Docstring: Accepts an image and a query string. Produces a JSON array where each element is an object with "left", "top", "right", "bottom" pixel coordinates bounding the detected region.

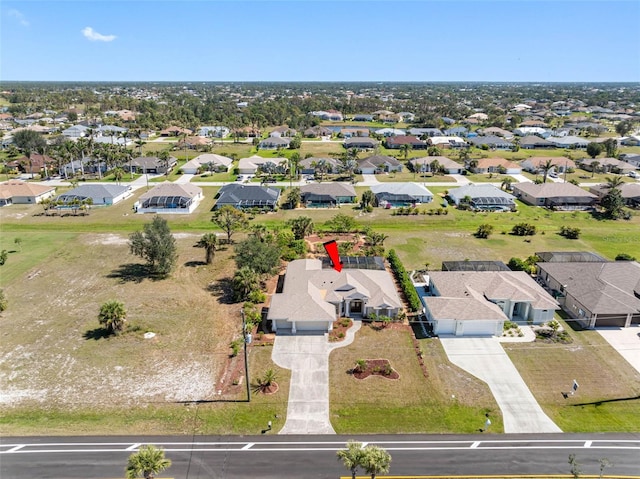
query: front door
[{"left": 350, "top": 300, "right": 363, "bottom": 314}]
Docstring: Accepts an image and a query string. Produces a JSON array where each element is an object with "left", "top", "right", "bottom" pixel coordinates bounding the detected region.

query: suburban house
[
  {"left": 268, "top": 258, "right": 402, "bottom": 334},
  {"left": 128, "top": 156, "right": 178, "bottom": 175},
  {"left": 370, "top": 183, "right": 433, "bottom": 207},
  {"left": 477, "top": 127, "right": 514, "bottom": 139},
  {"left": 410, "top": 156, "right": 464, "bottom": 174},
  {"left": 443, "top": 127, "right": 468, "bottom": 137},
  {"left": 160, "top": 126, "right": 191, "bottom": 137},
  {"left": 589, "top": 182, "right": 640, "bottom": 207},
  {"left": 258, "top": 137, "right": 291, "bottom": 149},
  {"left": 578, "top": 157, "right": 635, "bottom": 174},
  {"left": 8, "top": 153, "right": 56, "bottom": 177},
  {"left": 238, "top": 155, "right": 287, "bottom": 175},
  {"left": 300, "top": 183, "right": 356, "bottom": 207},
  {"left": 198, "top": 126, "right": 230, "bottom": 138},
  {"left": 61, "top": 124, "right": 89, "bottom": 138},
  {"left": 467, "top": 135, "right": 513, "bottom": 150},
  {"left": 520, "top": 157, "right": 576, "bottom": 174},
  {"left": 177, "top": 136, "right": 210, "bottom": 149},
  {"left": 344, "top": 137, "right": 379, "bottom": 149},
  {"left": 447, "top": 184, "right": 516, "bottom": 211},
  {"left": 620, "top": 154, "right": 640, "bottom": 168},
  {"left": 375, "top": 128, "right": 406, "bottom": 137},
  {"left": 512, "top": 182, "right": 597, "bottom": 210},
  {"left": 269, "top": 127, "right": 297, "bottom": 138},
  {"left": 536, "top": 260, "right": 640, "bottom": 328},
  {"left": 384, "top": 135, "right": 427, "bottom": 149},
  {"left": 620, "top": 135, "right": 640, "bottom": 146},
  {"left": 340, "top": 128, "right": 369, "bottom": 138},
  {"left": 408, "top": 128, "right": 443, "bottom": 137},
  {"left": 299, "top": 157, "right": 340, "bottom": 175},
  {"left": 519, "top": 135, "right": 555, "bottom": 149},
  {"left": 310, "top": 110, "right": 343, "bottom": 121},
  {"left": 469, "top": 157, "right": 521, "bottom": 174},
  {"left": 180, "top": 154, "right": 233, "bottom": 174},
  {"left": 513, "top": 127, "right": 549, "bottom": 137},
  {"left": 0, "top": 180, "right": 56, "bottom": 206},
  {"left": 357, "top": 155, "right": 403, "bottom": 174},
  {"left": 419, "top": 271, "right": 558, "bottom": 336},
  {"left": 351, "top": 114, "right": 374, "bottom": 122},
  {"left": 214, "top": 183, "right": 281, "bottom": 210},
  {"left": 303, "top": 126, "right": 333, "bottom": 138},
  {"left": 55, "top": 184, "right": 132, "bottom": 206},
  {"left": 428, "top": 136, "right": 467, "bottom": 148},
  {"left": 134, "top": 183, "right": 203, "bottom": 214}
]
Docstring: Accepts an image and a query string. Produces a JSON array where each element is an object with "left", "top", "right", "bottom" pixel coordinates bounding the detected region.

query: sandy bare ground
[{"left": 0, "top": 233, "right": 241, "bottom": 409}]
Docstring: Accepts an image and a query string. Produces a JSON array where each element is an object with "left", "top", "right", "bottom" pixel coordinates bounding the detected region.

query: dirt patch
[{"left": 352, "top": 359, "right": 399, "bottom": 380}]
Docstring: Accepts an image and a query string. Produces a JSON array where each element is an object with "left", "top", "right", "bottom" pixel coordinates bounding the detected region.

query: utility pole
[{"left": 241, "top": 308, "right": 251, "bottom": 402}]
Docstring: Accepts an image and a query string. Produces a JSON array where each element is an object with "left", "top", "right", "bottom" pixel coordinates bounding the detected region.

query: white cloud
[
  {"left": 8, "top": 9, "right": 29, "bottom": 27},
  {"left": 81, "top": 26, "right": 116, "bottom": 42}
]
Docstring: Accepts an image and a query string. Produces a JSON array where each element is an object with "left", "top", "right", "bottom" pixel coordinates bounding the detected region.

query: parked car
[
  {"left": 628, "top": 171, "right": 639, "bottom": 178},
  {"left": 236, "top": 175, "right": 244, "bottom": 181}
]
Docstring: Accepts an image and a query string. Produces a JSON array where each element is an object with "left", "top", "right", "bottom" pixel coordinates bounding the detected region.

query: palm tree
[
  {"left": 125, "top": 445, "right": 172, "bottom": 479},
  {"left": 361, "top": 445, "right": 392, "bottom": 479},
  {"left": 605, "top": 175, "right": 625, "bottom": 190},
  {"left": 232, "top": 267, "right": 259, "bottom": 302},
  {"left": 315, "top": 158, "right": 328, "bottom": 182},
  {"left": 287, "top": 152, "right": 301, "bottom": 187},
  {"left": 590, "top": 160, "right": 600, "bottom": 178},
  {"left": 366, "top": 231, "right": 388, "bottom": 246},
  {"left": 196, "top": 233, "right": 218, "bottom": 264},
  {"left": 98, "top": 300, "right": 127, "bottom": 335},
  {"left": 288, "top": 215, "right": 314, "bottom": 240},
  {"left": 337, "top": 441, "right": 365, "bottom": 479},
  {"left": 501, "top": 177, "right": 513, "bottom": 191},
  {"left": 157, "top": 149, "right": 171, "bottom": 176},
  {"left": 540, "top": 158, "right": 554, "bottom": 183},
  {"left": 400, "top": 143, "right": 412, "bottom": 161}
]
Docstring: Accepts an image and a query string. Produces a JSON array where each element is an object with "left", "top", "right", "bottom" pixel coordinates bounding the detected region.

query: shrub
[
  {"left": 475, "top": 224, "right": 494, "bottom": 239},
  {"left": 387, "top": 249, "right": 422, "bottom": 312},
  {"left": 248, "top": 290, "right": 266, "bottom": 304},
  {"left": 615, "top": 253, "right": 636, "bottom": 261},
  {"left": 229, "top": 338, "right": 243, "bottom": 357},
  {"left": 559, "top": 225, "right": 581, "bottom": 239},
  {"left": 511, "top": 223, "right": 537, "bottom": 236}
]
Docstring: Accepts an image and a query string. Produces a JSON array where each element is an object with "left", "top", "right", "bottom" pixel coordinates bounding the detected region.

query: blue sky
[{"left": 1, "top": 1, "right": 639, "bottom": 82}]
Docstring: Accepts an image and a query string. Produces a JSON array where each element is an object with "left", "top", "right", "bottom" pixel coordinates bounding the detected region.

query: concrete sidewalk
[
  {"left": 272, "top": 321, "right": 361, "bottom": 434},
  {"left": 440, "top": 337, "right": 562, "bottom": 433}
]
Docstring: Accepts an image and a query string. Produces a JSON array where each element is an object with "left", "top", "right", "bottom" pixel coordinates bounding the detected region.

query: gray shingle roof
[{"left": 215, "top": 184, "right": 280, "bottom": 208}]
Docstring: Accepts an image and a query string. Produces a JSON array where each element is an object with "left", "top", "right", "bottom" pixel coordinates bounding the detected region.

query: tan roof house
[
  {"left": 512, "top": 182, "right": 597, "bottom": 210},
  {"left": 0, "top": 180, "right": 56, "bottom": 206},
  {"left": 422, "top": 271, "right": 558, "bottom": 336},
  {"left": 520, "top": 157, "right": 576, "bottom": 173},
  {"left": 268, "top": 259, "right": 402, "bottom": 333},
  {"left": 470, "top": 158, "right": 521, "bottom": 174}
]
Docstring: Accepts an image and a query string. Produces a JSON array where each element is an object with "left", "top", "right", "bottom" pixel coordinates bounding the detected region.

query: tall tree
[
  {"left": 196, "top": 233, "right": 218, "bottom": 264},
  {"left": 288, "top": 215, "right": 314, "bottom": 240},
  {"left": 98, "top": 300, "right": 127, "bottom": 335},
  {"left": 232, "top": 267, "right": 260, "bottom": 302},
  {"left": 540, "top": 158, "right": 554, "bottom": 183},
  {"left": 211, "top": 205, "right": 249, "bottom": 243},
  {"left": 13, "top": 129, "right": 47, "bottom": 178},
  {"left": 126, "top": 445, "right": 172, "bottom": 479},
  {"left": 129, "top": 216, "right": 177, "bottom": 276},
  {"left": 601, "top": 176, "right": 626, "bottom": 219},
  {"left": 360, "top": 189, "right": 376, "bottom": 209},
  {"left": 234, "top": 236, "right": 282, "bottom": 275},
  {"left": 337, "top": 441, "right": 365, "bottom": 479},
  {"left": 603, "top": 138, "right": 618, "bottom": 158},
  {"left": 586, "top": 142, "right": 603, "bottom": 159}
]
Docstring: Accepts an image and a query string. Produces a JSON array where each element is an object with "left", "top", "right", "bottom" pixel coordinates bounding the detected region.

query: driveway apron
[
  {"left": 440, "top": 337, "right": 562, "bottom": 433},
  {"left": 272, "top": 322, "right": 361, "bottom": 434}
]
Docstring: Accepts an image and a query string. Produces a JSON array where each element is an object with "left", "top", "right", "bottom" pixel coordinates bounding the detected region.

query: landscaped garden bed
[{"left": 351, "top": 359, "right": 399, "bottom": 380}]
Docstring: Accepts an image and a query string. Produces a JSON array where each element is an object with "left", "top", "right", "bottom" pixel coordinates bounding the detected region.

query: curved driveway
[{"left": 272, "top": 322, "right": 361, "bottom": 434}]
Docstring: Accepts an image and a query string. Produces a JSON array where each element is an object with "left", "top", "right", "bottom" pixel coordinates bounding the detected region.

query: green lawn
[{"left": 374, "top": 171, "right": 457, "bottom": 183}]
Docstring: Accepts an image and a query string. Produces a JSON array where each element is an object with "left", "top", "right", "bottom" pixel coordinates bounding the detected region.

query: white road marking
[
  {"left": 585, "top": 440, "right": 592, "bottom": 448},
  {"left": 241, "top": 443, "right": 254, "bottom": 450},
  {"left": 126, "top": 443, "right": 141, "bottom": 451},
  {"left": 470, "top": 441, "right": 480, "bottom": 448},
  {"left": 7, "top": 445, "right": 25, "bottom": 453}
]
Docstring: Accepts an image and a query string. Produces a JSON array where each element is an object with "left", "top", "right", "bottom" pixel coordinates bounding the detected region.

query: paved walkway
[
  {"left": 439, "top": 337, "right": 562, "bottom": 433},
  {"left": 271, "top": 321, "right": 361, "bottom": 434},
  {"left": 597, "top": 326, "right": 640, "bottom": 375}
]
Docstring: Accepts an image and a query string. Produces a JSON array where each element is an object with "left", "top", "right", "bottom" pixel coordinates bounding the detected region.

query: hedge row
[{"left": 387, "top": 249, "right": 423, "bottom": 312}]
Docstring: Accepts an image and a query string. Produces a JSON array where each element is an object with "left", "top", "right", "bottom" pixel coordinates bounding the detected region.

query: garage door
[
  {"left": 435, "top": 319, "right": 455, "bottom": 335},
  {"left": 296, "top": 321, "right": 330, "bottom": 332},
  {"left": 462, "top": 320, "right": 498, "bottom": 336},
  {"left": 595, "top": 314, "right": 627, "bottom": 327},
  {"left": 632, "top": 314, "right": 640, "bottom": 325},
  {"left": 274, "top": 320, "right": 292, "bottom": 333}
]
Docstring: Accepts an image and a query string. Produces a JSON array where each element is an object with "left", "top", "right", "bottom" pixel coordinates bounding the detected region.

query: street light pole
[{"left": 241, "top": 308, "right": 251, "bottom": 402}]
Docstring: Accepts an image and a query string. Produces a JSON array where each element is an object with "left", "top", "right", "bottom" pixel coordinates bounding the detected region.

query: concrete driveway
[
  {"left": 597, "top": 326, "right": 640, "bottom": 375},
  {"left": 440, "top": 337, "right": 562, "bottom": 434},
  {"left": 272, "top": 322, "right": 361, "bottom": 434}
]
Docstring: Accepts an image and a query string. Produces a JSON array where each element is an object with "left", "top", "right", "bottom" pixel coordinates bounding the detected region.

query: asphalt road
[{"left": 2, "top": 434, "right": 640, "bottom": 478}]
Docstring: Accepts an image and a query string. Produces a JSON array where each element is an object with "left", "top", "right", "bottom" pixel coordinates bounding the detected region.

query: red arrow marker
[{"left": 323, "top": 240, "right": 343, "bottom": 272}]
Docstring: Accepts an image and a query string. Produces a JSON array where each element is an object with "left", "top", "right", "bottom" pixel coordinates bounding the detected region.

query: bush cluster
[
  {"left": 511, "top": 223, "right": 537, "bottom": 236},
  {"left": 559, "top": 225, "right": 581, "bottom": 239},
  {"left": 387, "top": 249, "right": 422, "bottom": 312}
]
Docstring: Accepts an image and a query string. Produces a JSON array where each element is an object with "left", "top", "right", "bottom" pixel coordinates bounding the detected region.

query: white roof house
[
  {"left": 238, "top": 155, "right": 287, "bottom": 175},
  {"left": 181, "top": 154, "right": 233, "bottom": 174},
  {"left": 268, "top": 259, "right": 402, "bottom": 334},
  {"left": 428, "top": 136, "right": 467, "bottom": 148}
]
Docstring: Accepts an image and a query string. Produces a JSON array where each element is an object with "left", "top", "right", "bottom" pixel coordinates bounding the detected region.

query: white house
[
  {"left": 199, "top": 126, "right": 230, "bottom": 138},
  {"left": 238, "top": 155, "right": 287, "bottom": 175},
  {"left": 370, "top": 183, "right": 433, "bottom": 207},
  {"left": 181, "top": 154, "right": 233, "bottom": 174}
]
